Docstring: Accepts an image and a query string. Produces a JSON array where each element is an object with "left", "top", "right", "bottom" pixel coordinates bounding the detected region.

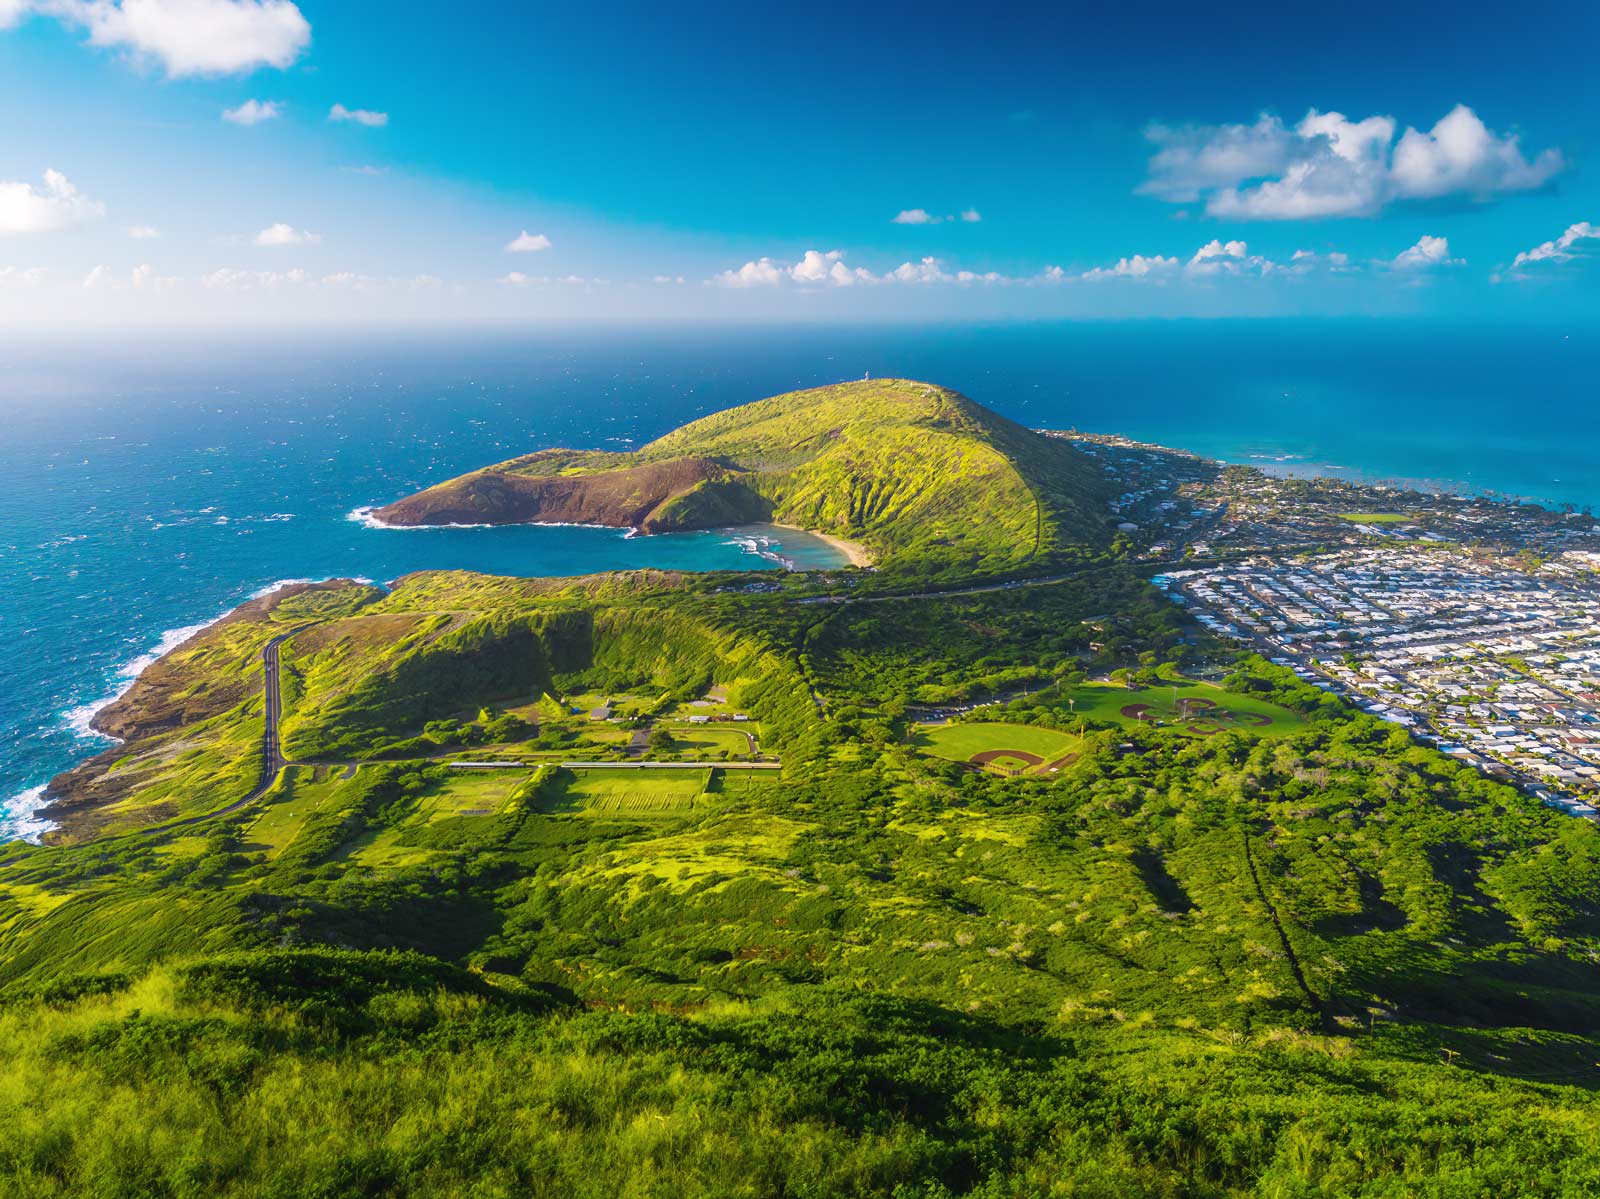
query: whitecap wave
[
  {"left": 249, "top": 578, "right": 315, "bottom": 599},
  {"left": 0, "top": 785, "right": 56, "bottom": 843},
  {"left": 348, "top": 505, "right": 633, "bottom": 535},
  {"left": 58, "top": 615, "right": 222, "bottom": 745}
]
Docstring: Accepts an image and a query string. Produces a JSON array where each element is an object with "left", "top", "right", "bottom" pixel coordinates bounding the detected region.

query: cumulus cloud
[
  {"left": 652, "top": 274, "right": 686, "bottom": 285},
  {"left": 710, "top": 249, "right": 913, "bottom": 288},
  {"left": 128, "top": 224, "right": 159, "bottom": 238},
  {"left": 1079, "top": 253, "right": 1180, "bottom": 281},
  {"left": 499, "top": 272, "right": 592, "bottom": 287},
  {"left": 1497, "top": 220, "right": 1600, "bottom": 281},
  {"left": 253, "top": 222, "right": 318, "bottom": 246},
  {"left": 1284, "top": 248, "right": 1353, "bottom": 274},
  {"left": 504, "top": 230, "right": 551, "bottom": 253},
  {"left": 21, "top": 0, "right": 311, "bottom": 77},
  {"left": 1390, "top": 234, "right": 1461, "bottom": 271},
  {"left": 0, "top": 265, "right": 47, "bottom": 286},
  {"left": 329, "top": 103, "right": 388, "bottom": 127},
  {"left": 1185, "top": 238, "right": 1274, "bottom": 277},
  {"left": 891, "top": 207, "right": 984, "bottom": 225},
  {"left": 709, "top": 250, "right": 1050, "bottom": 289},
  {"left": 0, "top": 169, "right": 105, "bottom": 235},
  {"left": 1142, "top": 104, "right": 1562, "bottom": 220},
  {"left": 201, "top": 266, "right": 307, "bottom": 289},
  {"left": 85, "top": 261, "right": 176, "bottom": 291},
  {"left": 222, "top": 97, "right": 281, "bottom": 125}
]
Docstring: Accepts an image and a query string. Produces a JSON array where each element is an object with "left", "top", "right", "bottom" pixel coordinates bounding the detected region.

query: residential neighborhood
[{"left": 1157, "top": 549, "right": 1600, "bottom": 819}]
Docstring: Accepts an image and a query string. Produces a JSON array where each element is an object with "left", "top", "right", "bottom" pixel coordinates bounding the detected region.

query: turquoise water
[{"left": 3, "top": 321, "right": 1597, "bottom": 837}]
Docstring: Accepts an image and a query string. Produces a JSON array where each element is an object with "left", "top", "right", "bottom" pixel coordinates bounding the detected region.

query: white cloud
[
  {"left": 0, "top": 0, "right": 30, "bottom": 26},
  {"left": 499, "top": 271, "right": 531, "bottom": 287},
  {"left": 86, "top": 261, "right": 176, "bottom": 290},
  {"left": 891, "top": 207, "right": 983, "bottom": 225},
  {"left": 222, "top": 98, "right": 282, "bottom": 125},
  {"left": 652, "top": 274, "right": 686, "bottom": 285},
  {"left": 1080, "top": 253, "right": 1180, "bottom": 281},
  {"left": 329, "top": 103, "right": 388, "bottom": 128},
  {"left": 1390, "top": 106, "right": 1562, "bottom": 200},
  {"left": 709, "top": 249, "right": 1037, "bottom": 289},
  {"left": 712, "top": 257, "right": 787, "bottom": 287},
  {"left": 409, "top": 274, "right": 442, "bottom": 289},
  {"left": 1391, "top": 234, "right": 1461, "bottom": 271},
  {"left": 711, "top": 249, "right": 887, "bottom": 288},
  {"left": 35, "top": 0, "right": 311, "bottom": 77},
  {"left": 888, "top": 256, "right": 953, "bottom": 284},
  {"left": 1499, "top": 220, "right": 1599, "bottom": 281},
  {"left": 0, "top": 265, "right": 47, "bottom": 286},
  {"left": 1284, "top": 248, "right": 1353, "bottom": 275},
  {"left": 130, "top": 262, "right": 176, "bottom": 290},
  {"left": 254, "top": 222, "right": 318, "bottom": 246},
  {"left": 0, "top": 169, "right": 105, "bottom": 235},
  {"left": 201, "top": 266, "right": 308, "bottom": 288},
  {"left": 1185, "top": 238, "right": 1273, "bottom": 277},
  {"left": 128, "top": 224, "right": 159, "bottom": 238},
  {"left": 1142, "top": 104, "right": 1562, "bottom": 220},
  {"left": 504, "top": 230, "right": 551, "bottom": 253}
]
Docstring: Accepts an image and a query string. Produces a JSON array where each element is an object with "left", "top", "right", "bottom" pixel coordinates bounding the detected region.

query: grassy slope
[
  {"left": 388, "top": 380, "right": 1110, "bottom": 573},
  {"left": 18, "top": 382, "right": 1600, "bottom": 1191}
]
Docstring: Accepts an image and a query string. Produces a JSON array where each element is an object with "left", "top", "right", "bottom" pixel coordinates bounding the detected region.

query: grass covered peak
[{"left": 376, "top": 379, "right": 1110, "bottom": 574}]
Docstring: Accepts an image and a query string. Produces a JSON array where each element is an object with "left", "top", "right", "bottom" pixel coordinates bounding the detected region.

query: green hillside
[
  {"left": 12, "top": 561, "right": 1600, "bottom": 1193},
  {"left": 15, "top": 378, "right": 1600, "bottom": 1194},
  {"left": 376, "top": 380, "right": 1110, "bottom": 574}
]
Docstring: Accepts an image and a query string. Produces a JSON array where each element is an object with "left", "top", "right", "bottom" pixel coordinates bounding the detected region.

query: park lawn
[
  {"left": 548, "top": 767, "right": 712, "bottom": 818},
  {"left": 243, "top": 767, "right": 352, "bottom": 857},
  {"left": 420, "top": 770, "right": 530, "bottom": 819},
  {"left": 917, "top": 722, "right": 1084, "bottom": 775},
  {"left": 1337, "top": 512, "right": 1412, "bottom": 524},
  {"left": 1062, "top": 680, "right": 1306, "bottom": 738},
  {"left": 662, "top": 724, "right": 754, "bottom": 756}
]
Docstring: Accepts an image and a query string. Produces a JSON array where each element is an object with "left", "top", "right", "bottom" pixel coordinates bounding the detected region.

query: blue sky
[{"left": 1, "top": 0, "right": 1597, "bottom": 322}]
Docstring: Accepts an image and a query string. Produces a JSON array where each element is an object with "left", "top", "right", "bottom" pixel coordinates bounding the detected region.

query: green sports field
[
  {"left": 1061, "top": 681, "right": 1305, "bottom": 738},
  {"left": 916, "top": 722, "right": 1084, "bottom": 775}
]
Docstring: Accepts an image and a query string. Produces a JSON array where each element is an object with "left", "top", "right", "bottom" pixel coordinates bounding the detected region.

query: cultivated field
[{"left": 546, "top": 767, "right": 712, "bottom": 817}]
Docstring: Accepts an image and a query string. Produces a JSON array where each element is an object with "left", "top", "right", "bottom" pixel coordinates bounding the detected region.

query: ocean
[{"left": 3, "top": 320, "right": 1597, "bottom": 838}]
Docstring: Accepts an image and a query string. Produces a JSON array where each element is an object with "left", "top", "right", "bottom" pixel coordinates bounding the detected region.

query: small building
[{"left": 590, "top": 705, "right": 614, "bottom": 721}]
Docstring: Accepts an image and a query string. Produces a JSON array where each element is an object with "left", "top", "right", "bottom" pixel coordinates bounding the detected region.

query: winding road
[{"left": 166, "top": 624, "right": 310, "bottom": 830}]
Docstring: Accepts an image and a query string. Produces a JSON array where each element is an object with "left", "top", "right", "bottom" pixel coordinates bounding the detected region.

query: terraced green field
[
  {"left": 1062, "top": 680, "right": 1305, "bottom": 738},
  {"left": 916, "top": 722, "right": 1084, "bottom": 774},
  {"left": 548, "top": 767, "right": 712, "bottom": 816}
]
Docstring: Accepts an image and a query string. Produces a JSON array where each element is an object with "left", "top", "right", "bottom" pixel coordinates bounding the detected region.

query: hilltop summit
[{"left": 375, "top": 379, "right": 1109, "bottom": 571}]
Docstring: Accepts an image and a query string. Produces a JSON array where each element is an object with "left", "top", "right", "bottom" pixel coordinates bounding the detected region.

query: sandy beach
[{"left": 776, "top": 523, "right": 874, "bottom": 568}]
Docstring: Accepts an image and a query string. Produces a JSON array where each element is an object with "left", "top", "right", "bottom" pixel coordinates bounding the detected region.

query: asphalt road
[{"left": 165, "top": 624, "right": 310, "bottom": 830}]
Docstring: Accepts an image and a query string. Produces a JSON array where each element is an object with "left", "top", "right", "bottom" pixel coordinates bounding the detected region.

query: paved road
[{"left": 164, "top": 624, "right": 311, "bottom": 830}]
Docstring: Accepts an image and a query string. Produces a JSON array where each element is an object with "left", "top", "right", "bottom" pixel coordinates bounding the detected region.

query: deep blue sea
[{"left": 3, "top": 320, "right": 1597, "bottom": 838}]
